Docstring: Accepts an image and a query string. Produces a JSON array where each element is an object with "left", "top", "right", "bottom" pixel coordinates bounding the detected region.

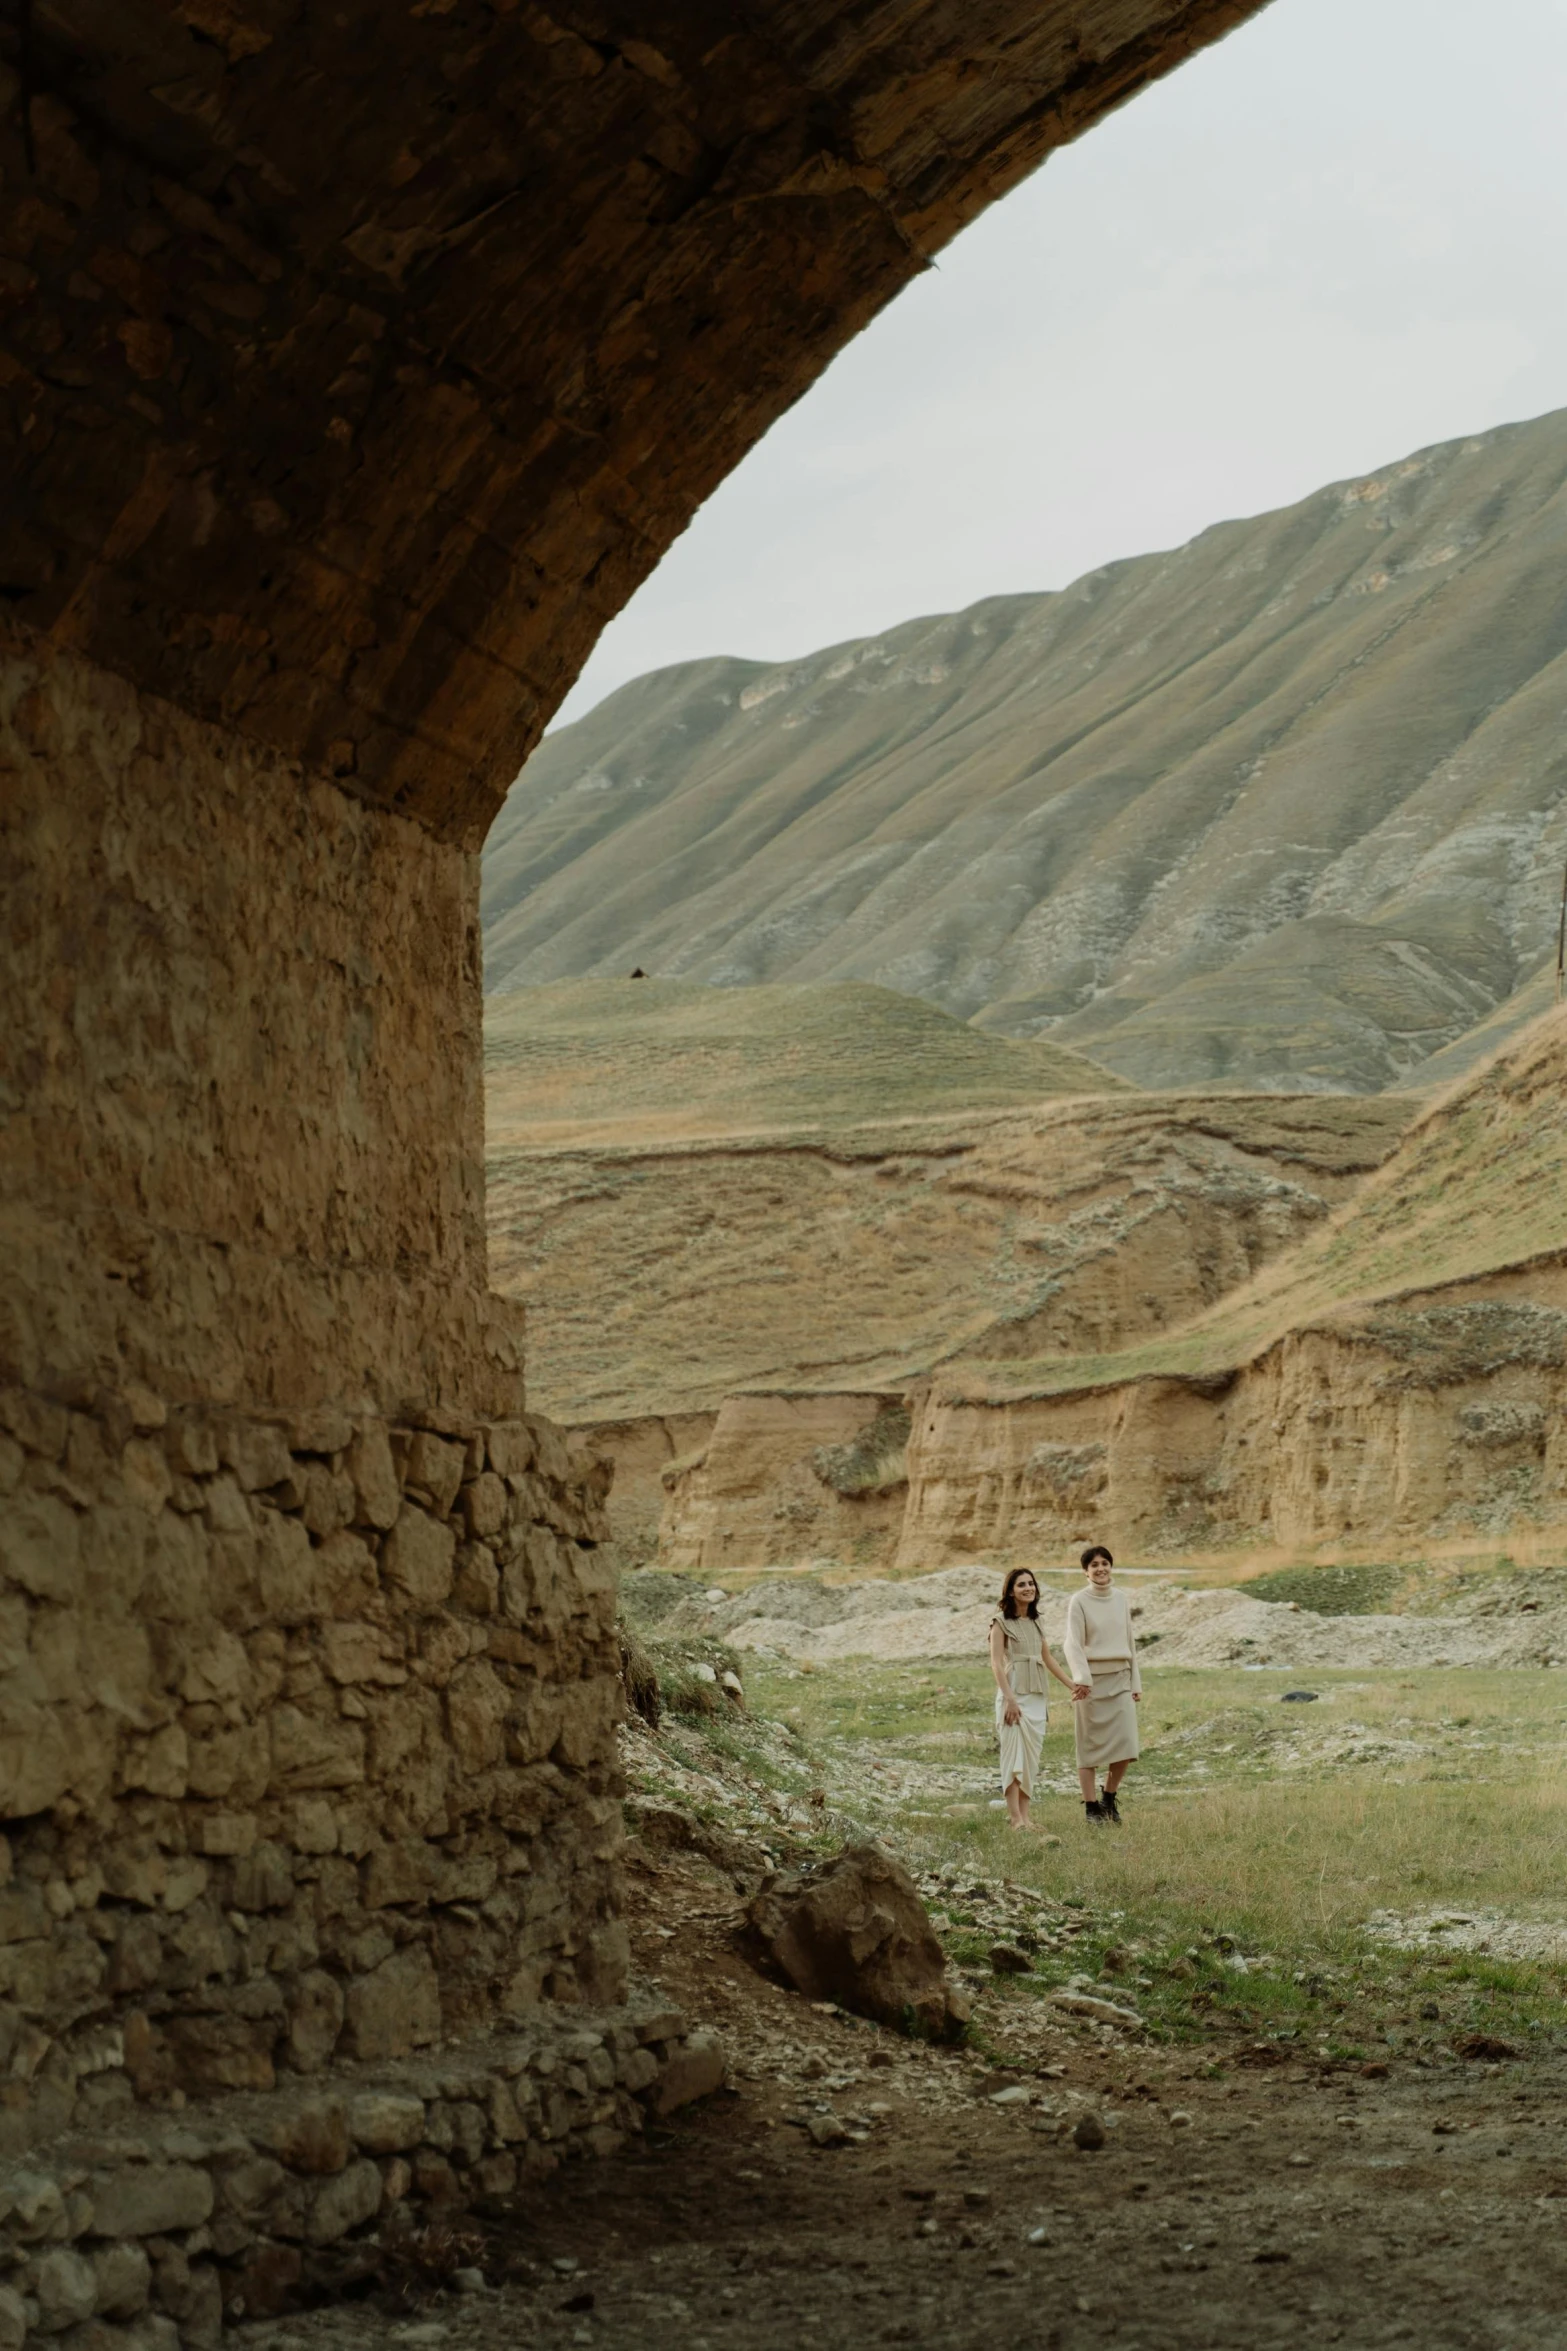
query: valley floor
[{"left": 235, "top": 1631, "right": 1567, "bottom": 2351}]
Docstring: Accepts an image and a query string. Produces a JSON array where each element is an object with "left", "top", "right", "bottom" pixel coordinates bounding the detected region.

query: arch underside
[{"left": 7, "top": 0, "right": 1266, "bottom": 844}]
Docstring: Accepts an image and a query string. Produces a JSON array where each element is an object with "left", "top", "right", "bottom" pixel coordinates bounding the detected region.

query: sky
[{"left": 552, "top": 0, "right": 1567, "bottom": 727}]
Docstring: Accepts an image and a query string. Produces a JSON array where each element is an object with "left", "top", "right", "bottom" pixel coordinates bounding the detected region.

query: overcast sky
[{"left": 552, "top": 0, "right": 1567, "bottom": 727}]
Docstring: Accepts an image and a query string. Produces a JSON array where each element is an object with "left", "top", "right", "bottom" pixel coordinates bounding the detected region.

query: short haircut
[{"left": 1080, "top": 1544, "right": 1114, "bottom": 1570}]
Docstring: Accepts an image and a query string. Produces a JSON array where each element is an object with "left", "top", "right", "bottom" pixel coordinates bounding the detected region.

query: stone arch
[{"left": 0, "top": 0, "right": 1268, "bottom": 2158}]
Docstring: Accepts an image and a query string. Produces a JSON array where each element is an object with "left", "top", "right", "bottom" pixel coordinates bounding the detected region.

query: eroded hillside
[
  {"left": 489, "top": 1008, "right": 1409, "bottom": 1429},
  {"left": 484, "top": 408, "right": 1567, "bottom": 1093}
]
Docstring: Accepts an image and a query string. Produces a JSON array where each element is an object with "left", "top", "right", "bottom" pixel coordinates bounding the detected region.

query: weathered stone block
[
  {"left": 214, "top": 2152, "right": 286, "bottom": 2223},
  {"left": 344, "top": 1947, "right": 441, "bottom": 2061},
  {"left": 403, "top": 1432, "right": 466, "bottom": 1518},
  {"left": 347, "top": 2091, "right": 425, "bottom": 2153},
  {"left": 290, "top": 1410, "right": 354, "bottom": 1457},
  {"left": 346, "top": 1426, "right": 400, "bottom": 1532},
  {"left": 167, "top": 1419, "right": 219, "bottom": 1479},
  {"left": 381, "top": 1507, "right": 456, "bottom": 1609},
  {"left": 444, "top": 1660, "right": 509, "bottom": 1772},
  {"left": 35, "top": 2244, "right": 96, "bottom": 2329},
  {"left": 231, "top": 1841, "right": 295, "bottom": 1911},
  {"left": 177, "top": 1626, "right": 251, "bottom": 1707},
  {"left": 163, "top": 2013, "right": 277, "bottom": 2096},
  {"left": 305, "top": 2156, "right": 382, "bottom": 2244},
  {"left": 195, "top": 1811, "right": 257, "bottom": 1857},
  {"left": 268, "top": 1705, "right": 365, "bottom": 1793},
  {"left": 286, "top": 1969, "right": 346, "bottom": 2072},
  {"left": 91, "top": 2240, "right": 152, "bottom": 2318},
  {"left": 486, "top": 1423, "right": 534, "bottom": 1480},
  {"left": 461, "top": 1471, "right": 508, "bottom": 1540},
  {"left": 649, "top": 2027, "right": 726, "bottom": 2117},
  {"left": 88, "top": 2162, "right": 213, "bottom": 2237},
  {"left": 120, "top": 1439, "right": 173, "bottom": 1516},
  {"left": 140, "top": 1512, "right": 211, "bottom": 1622},
  {"left": 266, "top": 2096, "right": 350, "bottom": 2173},
  {"left": 0, "top": 1491, "right": 80, "bottom": 1600},
  {"left": 223, "top": 1422, "right": 293, "bottom": 1494},
  {"left": 452, "top": 1540, "right": 499, "bottom": 1614}
]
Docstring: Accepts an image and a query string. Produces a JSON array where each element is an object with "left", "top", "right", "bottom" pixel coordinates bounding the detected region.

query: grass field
[
  {"left": 485, "top": 977, "right": 1124, "bottom": 1149},
  {"left": 725, "top": 1654, "right": 1567, "bottom": 2061}
]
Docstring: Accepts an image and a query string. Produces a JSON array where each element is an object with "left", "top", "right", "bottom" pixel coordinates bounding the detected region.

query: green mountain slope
[{"left": 483, "top": 407, "right": 1567, "bottom": 1094}]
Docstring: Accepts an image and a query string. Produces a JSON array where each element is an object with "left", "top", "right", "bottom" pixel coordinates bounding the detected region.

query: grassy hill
[
  {"left": 945, "top": 1002, "right": 1567, "bottom": 1403},
  {"left": 484, "top": 977, "right": 1126, "bottom": 1149},
  {"left": 484, "top": 406, "right": 1567, "bottom": 1095}
]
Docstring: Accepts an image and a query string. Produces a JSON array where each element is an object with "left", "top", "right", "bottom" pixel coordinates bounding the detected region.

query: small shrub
[{"left": 812, "top": 1403, "right": 911, "bottom": 1497}]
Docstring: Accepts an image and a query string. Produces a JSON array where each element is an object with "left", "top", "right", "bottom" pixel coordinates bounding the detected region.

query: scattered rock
[
  {"left": 1049, "top": 1990, "right": 1143, "bottom": 2029},
  {"left": 747, "top": 1845, "right": 969, "bottom": 2041},
  {"left": 989, "top": 1943, "right": 1033, "bottom": 1976},
  {"left": 806, "top": 2113, "right": 849, "bottom": 2148},
  {"left": 1168, "top": 2110, "right": 1194, "bottom": 2130},
  {"left": 1073, "top": 2112, "right": 1107, "bottom": 2152}
]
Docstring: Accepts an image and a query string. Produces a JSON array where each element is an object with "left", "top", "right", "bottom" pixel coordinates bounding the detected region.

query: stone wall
[
  {"left": 1, "top": 625, "right": 521, "bottom": 1421},
  {"left": 0, "top": 1386, "right": 626, "bottom": 2164},
  {"left": 0, "top": 2000, "right": 724, "bottom": 2340}
]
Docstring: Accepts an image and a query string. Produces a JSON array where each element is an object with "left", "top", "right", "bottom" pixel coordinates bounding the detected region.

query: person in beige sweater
[{"left": 1062, "top": 1543, "right": 1141, "bottom": 1826}]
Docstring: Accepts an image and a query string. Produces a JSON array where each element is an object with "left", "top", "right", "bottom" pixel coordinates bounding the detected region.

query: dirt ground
[{"left": 241, "top": 1847, "right": 1567, "bottom": 2351}]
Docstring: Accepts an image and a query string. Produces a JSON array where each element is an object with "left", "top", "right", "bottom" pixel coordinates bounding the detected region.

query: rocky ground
[
  {"left": 645, "top": 1561, "right": 1567, "bottom": 1676},
  {"left": 233, "top": 1835, "right": 1567, "bottom": 2351},
  {"left": 225, "top": 1675, "right": 1567, "bottom": 2351}
]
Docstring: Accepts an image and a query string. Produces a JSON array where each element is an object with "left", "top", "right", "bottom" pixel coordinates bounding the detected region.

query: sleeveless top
[{"left": 993, "top": 1612, "right": 1051, "bottom": 1697}]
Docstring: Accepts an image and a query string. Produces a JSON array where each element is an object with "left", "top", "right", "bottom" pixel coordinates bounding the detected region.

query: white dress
[{"left": 993, "top": 1613, "right": 1051, "bottom": 1796}]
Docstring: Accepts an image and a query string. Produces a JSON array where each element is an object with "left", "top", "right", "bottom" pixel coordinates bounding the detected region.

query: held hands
[{"left": 1071, "top": 1682, "right": 1091, "bottom": 1702}]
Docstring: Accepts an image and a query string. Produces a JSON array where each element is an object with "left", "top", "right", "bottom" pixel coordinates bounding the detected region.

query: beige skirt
[
  {"left": 996, "top": 1690, "right": 1049, "bottom": 1796},
  {"left": 1073, "top": 1665, "right": 1139, "bottom": 1769}
]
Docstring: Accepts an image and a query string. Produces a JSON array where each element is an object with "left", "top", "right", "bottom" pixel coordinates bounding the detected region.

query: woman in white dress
[
  {"left": 989, "top": 1566, "right": 1076, "bottom": 1830},
  {"left": 1063, "top": 1543, "right": 1141, "bottom": 1826}
]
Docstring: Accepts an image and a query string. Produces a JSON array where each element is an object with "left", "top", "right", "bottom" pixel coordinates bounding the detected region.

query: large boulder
[{"left": 746, "top": 1844, "right": 969, "bottom": 2042}]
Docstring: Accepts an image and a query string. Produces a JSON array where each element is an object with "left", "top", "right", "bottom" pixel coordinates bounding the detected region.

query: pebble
[
  {"left": 453, "top": 2267, "right": 488, "bottom": 2294},
  {"left": 963, "top": 2188, "right": 992, "bottom": 2210},
  {"left": 1027, "top": 2225, "right": 1050, "bottom": 2246},
  {"left": 916, "top": 2218, "right": 939, "bottom": 2238},
  {"left": 1073, "top": 2112, "right": 1107, "bottom": 2152},
  {"left": 1168, "top": 2110, "right": 1194, "bottom": 2130},
  {"left": 989, "top": 2085, "right": 1033, "bottom": 2107}
]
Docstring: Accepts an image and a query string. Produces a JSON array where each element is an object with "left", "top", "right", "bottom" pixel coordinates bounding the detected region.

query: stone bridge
[{"left": 0, "top": 0, "right": 1265, "bottom": 2249}]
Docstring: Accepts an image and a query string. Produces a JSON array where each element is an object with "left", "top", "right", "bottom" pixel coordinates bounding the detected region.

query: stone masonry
[{"left": 0, "top": 1390, "right": 628, "bottom": 2162}]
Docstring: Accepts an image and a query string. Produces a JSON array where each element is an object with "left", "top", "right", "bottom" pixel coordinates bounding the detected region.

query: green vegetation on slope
[
  {"left": 485, "top": 407, "right": 1567, "bottom": 1094},
  {"left": 484, "top": 977, "right": 1125, "bottom": 1147}
]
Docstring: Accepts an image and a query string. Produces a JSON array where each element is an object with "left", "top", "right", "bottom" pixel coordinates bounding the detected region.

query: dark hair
[
  {"left": 1080, "top": 1544, "right": 1114, "bottom": 1570},
  {"left": 999, "top": 1566, "right": 1040, "bottom": 1620}
]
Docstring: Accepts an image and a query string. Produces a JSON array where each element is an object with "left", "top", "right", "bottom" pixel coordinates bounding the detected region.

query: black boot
[
  {"left": 1084, "top": 1798, "right": 1106, "bottom": 1826},
  {"left": 1101, "top": 1786, "right": 1122, "bottom": 1824}
]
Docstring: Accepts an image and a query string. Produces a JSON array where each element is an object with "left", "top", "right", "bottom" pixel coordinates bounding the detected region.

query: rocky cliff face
[
  {"left": 485, "top": 407, "right": 1567, "bottom": 1094},
  {"left": 598, "top": 1006, "right": 1567, "bottom": 1574}
]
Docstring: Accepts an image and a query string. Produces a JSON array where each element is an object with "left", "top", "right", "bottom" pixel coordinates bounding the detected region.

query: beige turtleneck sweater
[{"left": 1063, "top": 1586, "right": 1141, "bottom": 1694}]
